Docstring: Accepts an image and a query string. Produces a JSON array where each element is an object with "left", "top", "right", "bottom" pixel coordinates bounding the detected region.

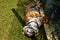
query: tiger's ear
[{"left": 43, "top": 17, "right": 49, "bottom": 24}]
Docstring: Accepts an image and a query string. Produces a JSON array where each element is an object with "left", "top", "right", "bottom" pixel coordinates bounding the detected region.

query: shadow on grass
[
  {"left": 30, "top": 35, "right": 38, "bottom": 40},
  {"left": 11, "top": 8, "right": 26, "bottom": 27},
  {"left": 39, "top": 24, "right": 48, "bottom": 40}
]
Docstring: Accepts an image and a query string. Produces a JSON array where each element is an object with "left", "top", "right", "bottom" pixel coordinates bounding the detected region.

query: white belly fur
[{"left": 28, "top": 17, "right": 43, "bottom": 27}]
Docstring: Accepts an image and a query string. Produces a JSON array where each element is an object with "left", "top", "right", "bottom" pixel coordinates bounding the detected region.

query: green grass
[
  {"left": 0, "top": 0, "right": 47, "bottom": 40},
  {"left": 0, "top": 0, "right": 31, "bottom": 40}
]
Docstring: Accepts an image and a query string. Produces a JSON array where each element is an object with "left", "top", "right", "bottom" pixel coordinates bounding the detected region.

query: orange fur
[
  {"left": 24, "top": 3, "right": 49, "bottom": 24},
  {"left": 24, "top": 12, "right": 41, "bottom": 24},
  {"left": 43, "top": 17, "right": 49, "bottom": 24},
  {"left": 26, "top": 12, "right": 41, "bottom": 17},
  {"left": 24, "top": 16, "right": 28, "bottom": 24},
  {"left": 26, "top": 3, "right": 33, "bottom": 12}
]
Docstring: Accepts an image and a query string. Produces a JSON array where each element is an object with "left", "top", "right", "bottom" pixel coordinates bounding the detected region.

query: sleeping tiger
[{"left": 23, "top": 2, "right": 48, "bottom": 37}]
